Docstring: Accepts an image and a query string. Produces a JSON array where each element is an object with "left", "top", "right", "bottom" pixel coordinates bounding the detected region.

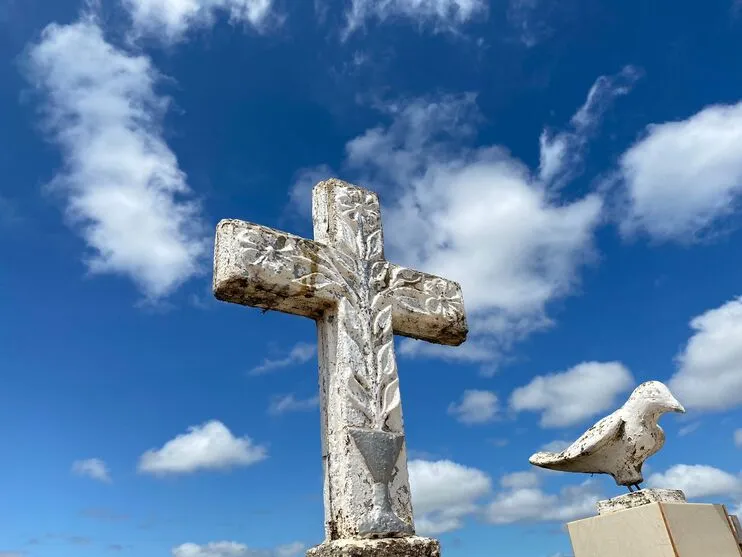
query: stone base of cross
[
  {"left": 307, "top": 536, "right": 441, "bottom": 557},
  {"left": 213, "top": 179, "right": 468, "bottom": 555}
]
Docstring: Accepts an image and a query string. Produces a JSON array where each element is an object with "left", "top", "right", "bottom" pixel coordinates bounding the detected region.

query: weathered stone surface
[
  {"left": 213, "top": 178, "right": 469, "bottom": 542},
  {"left": 306, "top": 536, "right": 441, "bottom": 557},
  {"left": 529, "top": 381, "right": 685, "bottom": 488},
  {"left": 597, "top": 488, "right": 687, "bottom": 515}
]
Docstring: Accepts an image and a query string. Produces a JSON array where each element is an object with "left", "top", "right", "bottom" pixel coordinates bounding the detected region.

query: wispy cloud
[
  {"left": 24, "top": 13, "right": 207, "bottom": 301},
  {"left": 249, "top": 342, "right": 316, "bottom": 376},
  {"left": 342, "top": 0, "right": 487, "bottom": 40},
  {"left": 122, "top": 0, "right": 278, "bottom": 44},
  {"left": 268, "top": 394, "right": 319, "bottom": 415},
  {"left": 171, "top": 540, "right": 306, "bottom": 557},
  {"left": 72, "top": 458, "right": 111, "bottom": 483}
]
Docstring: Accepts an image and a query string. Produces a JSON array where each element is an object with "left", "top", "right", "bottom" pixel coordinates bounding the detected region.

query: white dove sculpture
[{"left": 529, "top": 381, "right": 685, "bottom": 492}]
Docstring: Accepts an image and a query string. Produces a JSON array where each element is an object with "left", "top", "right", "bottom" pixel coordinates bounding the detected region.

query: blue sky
[{"left": 1, "top": 0, "right": 742, "bottom": 556}]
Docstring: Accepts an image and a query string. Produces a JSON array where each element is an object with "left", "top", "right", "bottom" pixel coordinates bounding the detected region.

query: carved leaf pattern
[
  {"left": 373, "top": 304, "right": 392, "bottom": 336},
  {"left": 381, "top": 378, "right": 400, "bottom": 421},
  {"left": 348, "top": 373, "right": 373, "bottom": 421},
  {"left": 365, "top": 229, "right": 383, "bottom": 260},
  {"left": 236, "top": 189, "right": 409, "bottom": 432}
]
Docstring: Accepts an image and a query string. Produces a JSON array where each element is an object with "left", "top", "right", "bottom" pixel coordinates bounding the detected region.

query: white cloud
[
  {"left": 249, "top": 342, "right": 316, "bottom": 376},
  {"left": 273, "top": 543, "right": 305, "bottom": 557},
  {"left": 72, "top": 458, "right": 111, "bottom": 483},
  {"left": 138, "top": 421, "right": 267, "bottom": 475},
  {"left": 677, "top": 422, "right": 700, "bottom": 437},
  {"left": 408, "top": 459, "right": 492, "bottom": 534},
  {"left": 345, "top": 95, "right": 603, "bottom": 366},
  {"left": 24, "top": 16, "right": 206, "bottom": 300},
  {"left": 123, "top": 0, "right": 277, "bottom": 43},
  {"left": 648, "top": 465, "right": 742, "bottom": 499},
  {"left": 619, "top": 102, "right": 742, "bottom": 242},
  {"left": 510, "top": 361, "right": 634, "bottom": 428},
  {"left": 735, "top": 429, "right": 742, "bottom": 447},
  {"left": 447, "top": 390, "right": 498, "bottom": 424},
  {"left": 268, "top": 394, "right": 319, "bottom": 415},
  {"left": 289, "top": 69, "right": 636, "bottom": 367},
  {"left": 500, "top": 471, "right": 540, "bottom": 489},
  {"left": 343, "top": 0, "right": 487, "bottom": 39},
  {"left": 540, "top": 440, "right": 571, "bottom": 452},
  {"left": 485, "top": 475, "right": 601, "bottom": 524},
  {"left": 172, "top": 541, "right": 305, "bottom": 557},
  {"left": 506, "top": 0, "right": 550, "bottom": 48},
  {"left": 668, "top": 297, "right": 742, "bottom": 411}
]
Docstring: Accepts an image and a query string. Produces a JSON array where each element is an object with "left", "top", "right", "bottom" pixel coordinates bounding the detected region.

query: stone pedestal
[
  {"left": 568, "top": 497, "right": 742, "bottom": 557},
  {"left": 306, "top": 536, "right": 440, "bottom": 557},
  {"left": 596, "top": 488, "right": 686, "bottom": 514}
]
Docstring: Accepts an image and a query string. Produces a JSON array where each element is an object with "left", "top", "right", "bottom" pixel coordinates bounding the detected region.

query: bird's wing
[{"left": 557, "top": 413, "right": 626, "bottom": 461}]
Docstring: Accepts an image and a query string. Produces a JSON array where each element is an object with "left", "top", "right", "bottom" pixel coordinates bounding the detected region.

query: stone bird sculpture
[{"left": 528, "top": 381, "right": 685, "bottom": 492}]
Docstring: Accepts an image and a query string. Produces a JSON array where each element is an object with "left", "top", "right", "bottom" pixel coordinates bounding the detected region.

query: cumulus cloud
[
  {"left": 408, "top": 459, "right": 492, "bottom": 535},
  {"left": 138, "top": 421, "right": 267, "bottom": 475},
  {"left": 172, "top": 541, "right": 305, "bottom": 557},
  {"left": 343, "top": 0, "right": 487, "bottom": 39},
  {"left": 249, "top": 343, "right": 317, "bottom": 376},
  {"left": 268, "top": 394, "right": 319, "bottom": 415},
  {"left": 448, "top": 390, "right": 499, "bottom": 424},
  {"left": 24, "top": 15, "right": 207, "bottom": 300},
  {"left": 510, "top": 361, "right": 634, "bottom": 428},
  {"left": 648, "top": 465, "right": 742, "bottom": 499},
  {"left": 123, "top": 0, "right": 277, "bottom": 43},
  {"left": 619, "top": 102, "right": 742, "bottom": 242},
  {"left": 668, "top": 297, "right": 742, "bottom": 411},
  {"left": 349, "top": 98, "right": 601, "bottom": 365},
  {"left": 72, "top": 458, "right": 111, "bottom": 483},
  {"left": 485, "top": 474, "right": 601, "bottom": 524}
]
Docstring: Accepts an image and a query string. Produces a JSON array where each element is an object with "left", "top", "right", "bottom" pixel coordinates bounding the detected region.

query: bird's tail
[{"left": 528, "top": 451, "right": 563, "bottom": 467}]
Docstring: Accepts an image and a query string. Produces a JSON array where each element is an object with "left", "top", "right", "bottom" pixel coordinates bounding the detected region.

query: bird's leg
[
  {"left": 635, "top": 483, "right": 643, "bottom": 491},
  {"left": 627, "top": 485, "right": 635, "bottom": 493}
]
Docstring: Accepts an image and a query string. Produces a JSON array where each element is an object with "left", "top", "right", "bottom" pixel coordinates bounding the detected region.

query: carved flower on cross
[
  {"left": 338, "top": 190, "right": 379, "bottom": 225},
  {"left": 238, "top": 229, "right": 293, "bottom": 267},
  {"left": 423, "top": 278, "right": 462, "bottom": 318}
]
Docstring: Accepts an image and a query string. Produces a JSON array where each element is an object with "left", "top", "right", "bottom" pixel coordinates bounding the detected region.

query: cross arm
[
  {"left": 213, "top": 219, "right": 339, "bottom": 319},
  {"left": 387, "top": 264, "right": 468, "bottom": 346}
]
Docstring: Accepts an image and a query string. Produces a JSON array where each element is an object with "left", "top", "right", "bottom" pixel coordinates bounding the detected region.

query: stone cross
[{"left": 213, "top": 179, "right": 468, "bottom": 545}]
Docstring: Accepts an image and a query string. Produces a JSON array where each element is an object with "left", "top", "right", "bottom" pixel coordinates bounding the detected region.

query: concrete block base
[{"left": 568, "top": 502, "right": 742, "bottom": 557}]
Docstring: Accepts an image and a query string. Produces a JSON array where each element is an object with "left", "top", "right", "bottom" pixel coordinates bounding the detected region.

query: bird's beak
[{"left": 671, "top": 401, "right": 686, "bottom": 413}]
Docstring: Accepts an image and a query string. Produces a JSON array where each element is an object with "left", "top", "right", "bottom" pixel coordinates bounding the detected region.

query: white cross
[{"left": 213, "top": 179, "right": 468, "bottom": 541}]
